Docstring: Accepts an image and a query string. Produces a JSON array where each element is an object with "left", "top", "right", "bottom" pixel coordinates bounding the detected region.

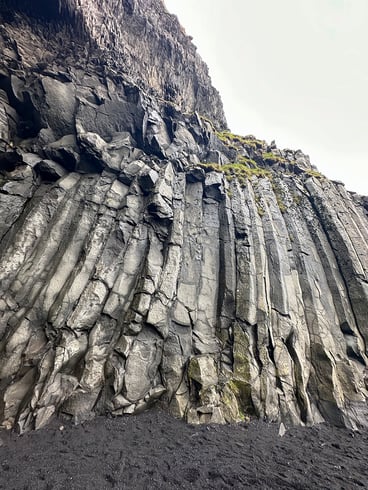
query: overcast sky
[{"left": 165, "top": 0, "right": 368, "bottom": 195}]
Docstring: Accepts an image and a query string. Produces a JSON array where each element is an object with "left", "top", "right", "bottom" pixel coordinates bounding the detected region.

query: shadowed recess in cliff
[{"left": 0, "top": 0, "right": 62, "bottom": 20}]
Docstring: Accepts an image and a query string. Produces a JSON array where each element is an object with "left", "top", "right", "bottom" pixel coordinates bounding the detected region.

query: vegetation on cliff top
[{"left": 199, "top": 161, "right": 271, "bottom": 187}]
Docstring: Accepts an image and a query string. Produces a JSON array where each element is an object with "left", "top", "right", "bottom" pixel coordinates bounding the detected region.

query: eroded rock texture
[{"left": 0, "top": 0, "right": 368, "bottom": 432}]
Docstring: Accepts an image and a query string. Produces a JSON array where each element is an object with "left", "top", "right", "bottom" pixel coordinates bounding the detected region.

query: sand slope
[{"left": 0, "top": 410, "right": 367, "bottom": 489}]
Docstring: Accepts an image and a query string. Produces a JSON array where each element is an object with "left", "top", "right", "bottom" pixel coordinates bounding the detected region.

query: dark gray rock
[
  {"left": 44, "top": 135, "right": 80, "bottom": 170},
  {"left": 204, "top": 171, "right": 225, "bottom": 201},
  {"left": 138, "top": 168, "right": 159, "bottom": 194},
  {"left": 35, "top": 159, "right": 67, "bottom": 181},
  {"left": 0, "top": 0, "right": 367, "bottom": 433},
  {"left": 186, "top": 166, "right": 206, "bottom": 183}
]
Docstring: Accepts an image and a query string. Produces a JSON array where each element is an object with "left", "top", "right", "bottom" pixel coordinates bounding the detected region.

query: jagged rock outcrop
[
  {"left": 0, "top": 0, "right": 367, "bottom": 432},
  {"left": 1, "top": 0, "right": 226, "bottom": 128}
]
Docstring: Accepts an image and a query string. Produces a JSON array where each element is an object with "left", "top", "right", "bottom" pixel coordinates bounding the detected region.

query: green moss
[
  {"left": 272, "top": 181, "right": 287, "bottom": 213},
  {"left": 216, "top": 131, "right": 265, "bottom": 150},
  {"left": 219, "top": 325, "right": 256, "bottom": 421},
  {"left": 293, "top": 193, "right": 302, "bottom": 205},
  {"left": 223, "top": 164, "right": 271, "bottom": 188},
  {"left": 254, "top": 194, "right": 266, "bottom": 217},
  {"left": 262, "top": 151, "right": 287, "bottom": 164},
  {"left": 199, "top": 161, "right": 271, "bottom": 188},
  {"left": 305, "top": 168, "right": 324, "bottom": 179},
  {"left": 242, "top": 138, "right": 265, "bottom": 150},
  {"left": 277, "top": 199, "right": 286, "bottom": 213},
  {"left": 235, "top": 155, "right": 257, "bottom": 167},
  {"left": 199, "top": 114, "right": 216, "bottom": 131},
  {"left": 224, "top": 163, "right": 271, "bottom": 178},
  {"left": 198, "top": 162, "right": 222, "bottom": 172},
  {"left": 216, "top": 130, "right": 241, "bottom": 143},
  {"left": 215, "top": 131, "right": 238, "bottom": 151},
  {"left": 220, "top": 382, "right": 246, "bottom": 422}
]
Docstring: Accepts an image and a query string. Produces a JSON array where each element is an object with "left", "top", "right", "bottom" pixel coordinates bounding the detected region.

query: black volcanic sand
[{"left": 0, "top": 410, "right": 367, "bottom": 489}]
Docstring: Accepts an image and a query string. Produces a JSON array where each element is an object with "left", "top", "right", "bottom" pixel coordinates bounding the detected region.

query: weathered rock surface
[{"left": 0, "top": 0, "right": 367, "bottom": 432}]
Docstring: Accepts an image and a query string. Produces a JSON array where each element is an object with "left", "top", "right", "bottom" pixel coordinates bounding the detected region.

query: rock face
[
  {"left": 2, "top": 0, "right": 226, "bottom": 129},
  {"left": 0, "top": 0, "right": 368, "bottom": 432}
]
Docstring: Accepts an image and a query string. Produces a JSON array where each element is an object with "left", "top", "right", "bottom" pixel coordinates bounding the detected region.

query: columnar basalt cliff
[{"left": 0, "top": 0, "right": 367, "bottom": 432}]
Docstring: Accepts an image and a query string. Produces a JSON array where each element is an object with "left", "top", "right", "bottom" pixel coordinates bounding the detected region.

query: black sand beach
[{"left": 0, "top": 410, "right": 367, "bottom": 489}]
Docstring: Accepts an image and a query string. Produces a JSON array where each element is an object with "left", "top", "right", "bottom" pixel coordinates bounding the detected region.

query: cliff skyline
[{"left": 165, "top": 0, "right": 368, "bottom": 196}]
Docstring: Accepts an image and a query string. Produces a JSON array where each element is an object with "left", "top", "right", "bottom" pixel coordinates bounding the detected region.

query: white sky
[{"left": 164, "top": 0, "right": 368, "bottom": 195}]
